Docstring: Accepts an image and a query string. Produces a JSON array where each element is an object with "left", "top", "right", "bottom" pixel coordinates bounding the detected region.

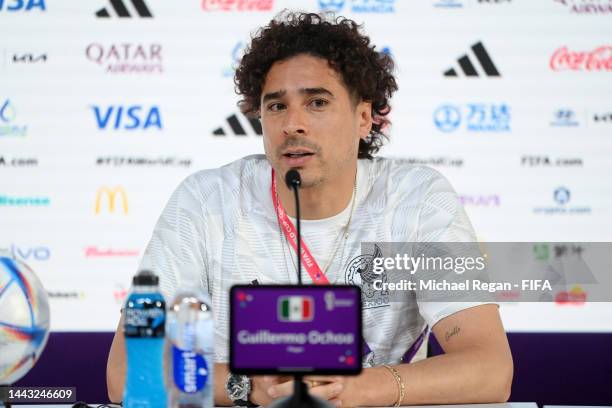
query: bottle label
[
  {"left": 124, "top": 294, "right": 166, "bottom": 338},
  {"left": 172, "top": 346, "right": 208, "bottom": 393}
]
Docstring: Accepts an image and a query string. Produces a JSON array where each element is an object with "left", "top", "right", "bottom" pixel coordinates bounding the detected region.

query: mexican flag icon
[{"left": 278, "top": 296, "right": 314, "bottom": 322}]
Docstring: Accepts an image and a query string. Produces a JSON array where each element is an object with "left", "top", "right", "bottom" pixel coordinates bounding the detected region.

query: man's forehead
[
  {"left": 262, "top": 87, "right": 336, "bottom": 103},
  {"left": 261, "top": 54, "right": 344, "bottom": 92}
]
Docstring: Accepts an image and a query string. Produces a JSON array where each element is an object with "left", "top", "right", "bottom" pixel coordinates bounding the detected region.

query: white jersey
[{"left": 139, "top": 154, "right": 487, "bottom": 366}]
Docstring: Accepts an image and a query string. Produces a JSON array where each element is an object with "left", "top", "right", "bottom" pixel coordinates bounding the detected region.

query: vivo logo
[
  {"left": 1, "top": 244, "right": 50, "bottom": 261},
  {"left": 92, "top": 105, "right": 162, "bottom": 130}
]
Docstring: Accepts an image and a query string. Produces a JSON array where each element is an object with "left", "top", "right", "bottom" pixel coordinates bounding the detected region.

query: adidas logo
[
  {"left": 444, "top": 41, "right": 500, "bottom": 77},
  {"left": 96, "top": 0, "right": 152, "bottom": 18},
  {"left": 213, "top": 113, "right": 262, "bottom": 136}
]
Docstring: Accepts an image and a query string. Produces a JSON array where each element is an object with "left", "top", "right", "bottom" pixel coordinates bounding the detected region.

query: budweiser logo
[
  {"left": 85, "top": 246, "right": 139, "bottom": 257},
  {"left": 550, "top": 46, "right": 612, "bottom": 71}
]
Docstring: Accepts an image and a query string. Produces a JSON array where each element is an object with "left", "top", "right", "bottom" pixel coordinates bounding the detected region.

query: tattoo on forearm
[{"left": 445, "top": 326, "right": 460, "bottom": 342}]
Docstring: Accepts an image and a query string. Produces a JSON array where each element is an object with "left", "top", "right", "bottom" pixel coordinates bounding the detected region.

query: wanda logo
[{"left": 550, "top": 46, "right": 612, "bottom": 71}]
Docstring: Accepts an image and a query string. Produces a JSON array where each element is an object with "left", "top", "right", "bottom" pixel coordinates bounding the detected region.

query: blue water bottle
[{"left": 123, "top": 270, "right": 167, "bottom": 408}]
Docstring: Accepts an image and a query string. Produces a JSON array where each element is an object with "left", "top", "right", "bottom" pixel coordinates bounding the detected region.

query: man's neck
[{"left": 275, "top": 167, "right": 357, "bottom": 220}]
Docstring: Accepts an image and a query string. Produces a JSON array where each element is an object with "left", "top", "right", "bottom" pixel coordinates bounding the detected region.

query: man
[{"left": 107, "top": 12, "right": 513, "bottom": 407}]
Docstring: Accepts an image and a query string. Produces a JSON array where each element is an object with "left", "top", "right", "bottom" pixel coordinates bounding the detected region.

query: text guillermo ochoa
[{"left": 237, "top": 330, "right": 354, "bottom": 345}]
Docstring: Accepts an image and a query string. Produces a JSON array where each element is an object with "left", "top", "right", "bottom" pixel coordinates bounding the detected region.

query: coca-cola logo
[
  {"left": 85, "top": 43, "right": 163, "bottom": 74},
  {"left": 550, "top": 46, "right": 612, "bottom": 71},
  {"left": 201, "top": 0, "right": 273, "bottom": 11}
]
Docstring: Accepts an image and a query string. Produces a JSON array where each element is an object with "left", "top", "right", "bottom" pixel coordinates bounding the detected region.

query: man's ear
[{"left": 357, "top": 100, "right": 373, "bottom": 140}]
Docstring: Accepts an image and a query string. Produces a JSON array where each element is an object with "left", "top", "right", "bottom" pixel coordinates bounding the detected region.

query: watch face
[{"left": 227, "top": 374, "right": 249, "bottom": 401}]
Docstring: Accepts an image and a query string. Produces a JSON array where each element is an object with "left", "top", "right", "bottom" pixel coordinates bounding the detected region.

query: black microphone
[{"left": 285, "top": 170, "right": 302, "bottom": 285}]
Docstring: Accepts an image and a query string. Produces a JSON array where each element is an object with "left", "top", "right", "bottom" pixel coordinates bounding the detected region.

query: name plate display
[{"left": 230, "top": 285, "right": 362, "bottom": 375}]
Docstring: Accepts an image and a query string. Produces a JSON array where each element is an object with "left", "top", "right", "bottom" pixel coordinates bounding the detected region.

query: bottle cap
[{"left": 133, "top": 269, "right": 159, "bottom": 286}]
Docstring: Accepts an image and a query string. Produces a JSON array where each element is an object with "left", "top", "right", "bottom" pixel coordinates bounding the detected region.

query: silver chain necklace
[{"left": 276, "top": 175, "right": 358, "bottom": 284}]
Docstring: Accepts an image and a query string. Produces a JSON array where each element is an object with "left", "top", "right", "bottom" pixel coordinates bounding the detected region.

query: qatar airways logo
[
  {"left": 85, "top": 43, "right": 162, "bottom": 74},
  {"left": 550, "top": 46, "right": 612, "bottom": 72},
  {"left": 554, "top": 0, "right": 612, "bottom": 14}
]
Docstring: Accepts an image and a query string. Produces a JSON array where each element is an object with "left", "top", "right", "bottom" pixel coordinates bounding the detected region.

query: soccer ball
[{"left": 0, "top": 253, "right": 50, "bottom": 385}]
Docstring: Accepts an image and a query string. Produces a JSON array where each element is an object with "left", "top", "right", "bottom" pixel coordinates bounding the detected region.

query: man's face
[{"left": 260, "top": 54, "right": 372, "bottom": 188}]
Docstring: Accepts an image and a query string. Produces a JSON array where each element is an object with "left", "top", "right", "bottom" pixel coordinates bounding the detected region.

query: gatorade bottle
[
  {"left": 166, "top": 284, "right": 214, "bottom": 408},
  {"left": 123, "top": 270, "right": 167, "bottom": 408}
]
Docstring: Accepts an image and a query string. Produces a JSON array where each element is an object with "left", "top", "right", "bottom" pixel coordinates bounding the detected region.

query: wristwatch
[{"left": 225, "top": 373, "right": 256, "bottom": 407}]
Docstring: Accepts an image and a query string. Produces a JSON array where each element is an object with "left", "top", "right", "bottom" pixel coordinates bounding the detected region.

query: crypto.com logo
[
  {"left": 553, "top": 187, "right": 571, "bottom": 205},
  {"left": 95, "top": 186, "right": 128, "bottom": 214}
]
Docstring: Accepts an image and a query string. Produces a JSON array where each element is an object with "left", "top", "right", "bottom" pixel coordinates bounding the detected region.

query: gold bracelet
[{"left": 382, "top": 364, "right": 405, "bottom": 407}]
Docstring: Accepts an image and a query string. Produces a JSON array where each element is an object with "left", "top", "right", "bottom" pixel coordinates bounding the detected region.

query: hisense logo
[{"left": 0, "top": 195, "right": 49, "bottom": 206}]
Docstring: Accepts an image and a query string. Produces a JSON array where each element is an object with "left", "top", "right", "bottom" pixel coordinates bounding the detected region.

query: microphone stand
[
  {"left": 268, "top": 171, "right": 333, "bottom": 408},
  {"left": 292, "top": 178, "right": 302, "bottom": 286}
]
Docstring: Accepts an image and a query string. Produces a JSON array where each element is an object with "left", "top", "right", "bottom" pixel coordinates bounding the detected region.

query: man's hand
[
  {"left": 249, "top": 375, "right": 292, "bottom": 406},
  {"left": 322, "top": 304, "right": 513, "bottom": 407},
  {"left": 262, "top": 376, "right": 345, "bottom": 407}
]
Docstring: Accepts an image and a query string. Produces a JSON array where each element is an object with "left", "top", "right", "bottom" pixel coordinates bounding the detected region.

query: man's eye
[
  {"left": 309, "top": 99, "right": 328, "bottom": 109},
  {"left": 267, "top": 103, "right": 285, "bottom": 112}
]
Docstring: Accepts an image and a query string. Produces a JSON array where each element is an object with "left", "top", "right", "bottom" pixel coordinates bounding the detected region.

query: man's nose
[{"left": 282, "top": 107, "right": 308, "bottom": 137}]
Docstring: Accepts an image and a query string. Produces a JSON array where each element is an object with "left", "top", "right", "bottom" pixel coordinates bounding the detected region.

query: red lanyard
[
  {"left": 273, "top": 167, "right": 427, "bottom": 364},
  {"left": 271, "top": 168, "right": 330, "bottom": 285}
]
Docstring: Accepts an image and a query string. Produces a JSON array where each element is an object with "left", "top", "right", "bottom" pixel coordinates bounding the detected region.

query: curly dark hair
[{"left": 234, "top": 11, "right": 398, "bottom": 159}]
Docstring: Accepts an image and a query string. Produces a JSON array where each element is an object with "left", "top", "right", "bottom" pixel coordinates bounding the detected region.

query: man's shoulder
[
  {"left": 368, "top": 157, "right": 450, "bottom": 192},
  {"left": 176, "top": 154, "right": 268, "bottom": 204},
  {"left": 182, "top": 154, "right": 268, "bottom": 187}
]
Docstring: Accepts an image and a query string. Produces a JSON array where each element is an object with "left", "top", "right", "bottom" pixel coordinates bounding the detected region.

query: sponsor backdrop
[{"left": 1, "top": 0, "right": 611, "bottom": 332}]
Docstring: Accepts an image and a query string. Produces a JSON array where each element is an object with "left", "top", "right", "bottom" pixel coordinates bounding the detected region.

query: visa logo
[
  {"left": 0, "top": 0, "right": 46, "bottom": 11},
  {"left": 91, "top": 105, "right": 162, "bottom": 130},
  {"left": 1, "top": 244, "right": 50, "bottom": 261}
]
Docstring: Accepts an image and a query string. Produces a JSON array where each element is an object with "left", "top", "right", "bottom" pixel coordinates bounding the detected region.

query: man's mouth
[
  {"left": 282, "top": 151, "right": 314, "bottom": 158},
  {"left": 281, "top": 149, "right": 316, "bottom": 166}
]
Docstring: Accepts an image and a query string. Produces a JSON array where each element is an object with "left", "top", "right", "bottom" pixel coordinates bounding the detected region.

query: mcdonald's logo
[{"left": 95, "top": 186, "right": 128, "bottom": 214}]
